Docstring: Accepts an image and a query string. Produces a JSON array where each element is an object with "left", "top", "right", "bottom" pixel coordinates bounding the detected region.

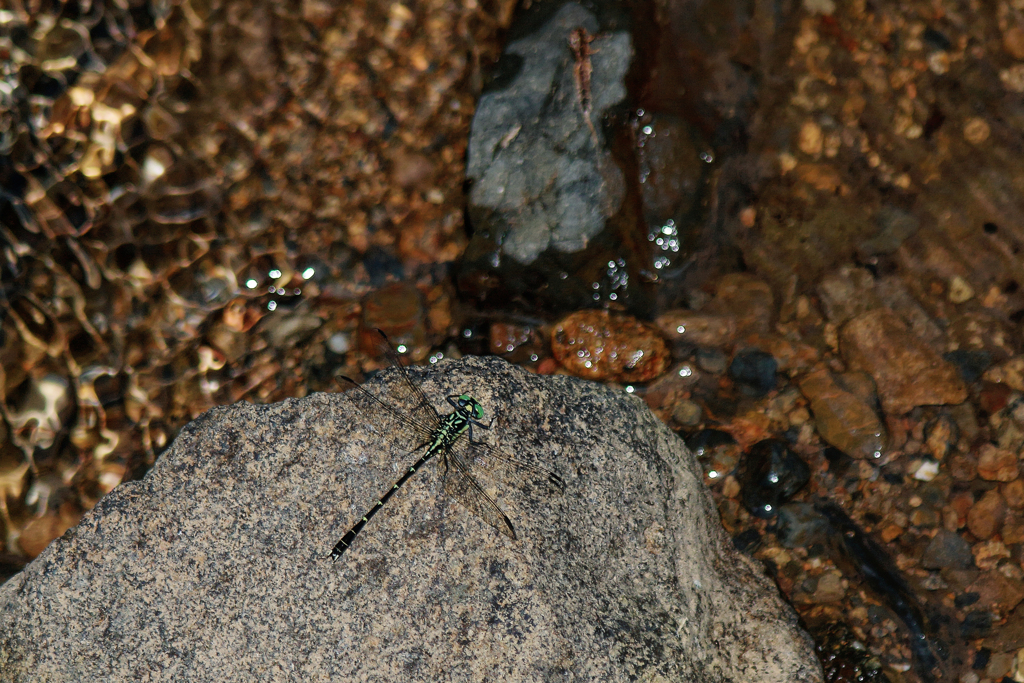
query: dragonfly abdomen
[{"left": 331, "top": 444, "right": 435, "bottom": 560}]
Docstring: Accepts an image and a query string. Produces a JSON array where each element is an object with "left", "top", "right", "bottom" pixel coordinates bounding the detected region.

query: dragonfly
[{"left": 330, "top": 329, "right": 565, "bottom": 560}]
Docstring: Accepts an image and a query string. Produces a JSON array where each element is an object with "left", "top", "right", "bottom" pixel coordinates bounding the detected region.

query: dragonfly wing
[
  {"left": 442, "top": 448, "right": 517, "bottom": 541},
  {"left": 370, "top": 330, "right": 443, "bottom": 432},
  {"left": 451, "top": 437, "right": 565, "bottom": 493},
  {"left": 336, "top": 376, "right": 436, "bottom": 454}
]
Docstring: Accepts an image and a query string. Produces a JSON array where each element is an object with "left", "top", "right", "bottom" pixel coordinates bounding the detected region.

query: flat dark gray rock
[
  {"left": 466, "top": 2, "right": 628, "bottom": 265},
  {"left": 0, "top": 355, "right": 823, "bottom": 682}
]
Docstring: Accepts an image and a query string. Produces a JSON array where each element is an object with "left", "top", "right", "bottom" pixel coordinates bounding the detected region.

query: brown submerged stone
[
  {"left": 967, "top": 489, "right": 1007, "bottom": 540},
  {"left": 798, "top": 367, "right": 886, "bottom": 460},
  {"left": 552, "top": 310, "right": 669, "bottom": 383},
  {"left": 838, "top": 309, "right": 968, "bottom": 415},
  {"left": 978, "top": 444, "right": 1020, "bottom": 482}
]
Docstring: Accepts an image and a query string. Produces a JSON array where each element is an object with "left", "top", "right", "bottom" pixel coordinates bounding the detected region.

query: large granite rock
[{"left": 0, "top": 355, "right": 823, "bottom": 682}]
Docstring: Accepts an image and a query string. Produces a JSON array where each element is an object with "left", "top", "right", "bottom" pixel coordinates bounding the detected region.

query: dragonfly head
[{"left": 455, "top": 394, "right": 485, "bottom": 420}]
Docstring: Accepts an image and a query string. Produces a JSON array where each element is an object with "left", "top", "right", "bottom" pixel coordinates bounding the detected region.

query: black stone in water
[
  {"left": 732, "top": 528, "right": 762, "bottom": 555},
  {"left": 943, "top": 349, "right": 992, "bottom": 384},
  {"left": 823, "top": 446, "right": 853, "bottom": 478},
  {"left": 954, "top": 592, "right": 980, "bottom": 609},
  {"left": 922, "top": 26, "right": 953, "bottom": 51},
  {"left": 881, "top": 467, "right": 904, "bottom": 485},
  {"left": 684, "top": 428, "right": 736, "bottom": 457},
  {"left": 728, "top": 349, "right": 778, "bottom": 396},
  {"left": 362, "top": 245, "right": 405, "bottom": 285},
  {"left": 738, "top": 439, "right": 810, "bottom": 518},
  {"left": 961, "top": 611, "right": 992, "bottom": 639}
]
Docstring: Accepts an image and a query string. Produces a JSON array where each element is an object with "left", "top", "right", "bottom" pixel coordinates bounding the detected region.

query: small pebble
[
  {"left": 920, "top": 529, "right": 974, "bottom": 569},
  {"left": 967, "top": 489, "right": 1007, "bottom": 540},
  {"left": 927, "top": 51, "right": 949, "bottom": 75},
  {"left": 986, "top": 650, "right": 1014, "bottom": 679},
  {"left": 974, "top": 539, "right": 1011, "bottom": 570},
  {"left": 729, "top": 349, "right": 778, "bottom": 396},
  {"left": 948, "top": 275, "right": 974, "bottom": 303},
  {"left": 984, "top": 356, "right": 1024, "bottom": 391},
  {"left": 696, "top": 348, "right": 728, "bottom": 374},
  {"left": 326, "top": 332, "right": 352, "bottom": 355},
  {"left": 672, "top": 400, "right": 703, "bottom": 427},
  {"left": 1002, "top": 512, "right": 1024, "bottom": 544},
  {"left": 910, "top": 507, "right": 940, "bottom": 528},
  {"left": 738, "top": 439, "right": 810, "bottom": 518},
  {"left": 977, "top": 444, "right": 1019, "bottom": 482},
  {"left": 798, "top": 367, "right": 887, "bottom": 460},
  {"left": 912, "top": 460, "right": 939, "bottom": 481},
  {"left": 963, "top": 117, "right": 991, "bottom": 145},
  {"left": 979, "top": 381, "right": 1013, "bottom": 414},
  {"left": 721, "top": 475, "right": 741, "bottom": 499},
  {"left": 923, "top": 414, "right": 958, "bottom": 460},
  {"left": 1004, "top": 479, "right": 1024, "bottom": 509},
  {"left": 1001, "top": 64, "right": 1024, "bottom": 92},
  {"left": 1004, "top": 25, "right": 1024, "bottom": 60},
  {"left": 798, "top": 120, "right": 824, "bottom": 156},
  {"left": 811, "top": 571, "right": 845, "bottom": 603}
]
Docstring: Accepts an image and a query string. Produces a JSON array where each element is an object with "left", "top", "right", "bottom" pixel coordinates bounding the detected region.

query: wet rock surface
[
  {"left": 550, "top": 309, "right": 670, "bottom": 382},
  {"left": 728, "top": 349, "right": 778, "bottom": 397},
  {"left": 466, "top": 3, "right": 628, "bottom": 264},
  {"left": 839, "top": 309, "right": 969, "bottom": 415},
  {"left": 0, "top": 356, "right": 822, "bottom": 682},
  {"left": 798, "top": 367, "right": 887, "bottom": 460},
  {"left": 461, "top": 2, "right": 636, "bottom": 312},
  {"left": 737, "top": 439, "right": 810, "bottom": 518}
]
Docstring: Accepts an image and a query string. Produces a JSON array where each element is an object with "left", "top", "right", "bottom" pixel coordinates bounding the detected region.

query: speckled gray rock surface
[{"left": 0, "top": 355, "right": 823, "bottom": 682}]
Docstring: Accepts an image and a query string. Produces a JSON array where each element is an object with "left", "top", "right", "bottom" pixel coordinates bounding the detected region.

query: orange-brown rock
[
  {"left": 552, "top": 310, "right": 669, "bottom": 383},
  {"left": 839, "top": 309, "right": 968, "bottom": 415},
  {"left": 978, "top": 445, "right": 1020, "bottom": 482},
  {"left": 1004, "top": 479, "right": 1024, "bottom": 509},
  {"left": 798, "top": 367, "right": 886, "bottom": 460},
  {"left": 967, "top": 489, "right": 1007, "bottom": 540},
  {"left": 655, "top": 311, "right": 737, "bottom": 348}
]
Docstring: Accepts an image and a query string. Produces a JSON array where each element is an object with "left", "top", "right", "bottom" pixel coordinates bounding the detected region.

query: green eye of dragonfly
[
  {"left": 330, "top": 330, "right": 565, "bottom": 560},
  {"left": 459, "top": 395, "right": 485, "bottom": 420}
]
